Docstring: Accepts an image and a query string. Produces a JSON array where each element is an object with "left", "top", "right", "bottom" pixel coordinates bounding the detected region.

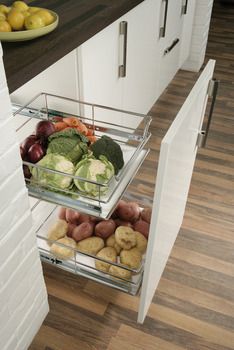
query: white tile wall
[
  {"left": 182, "top": 0, "right": 214, "bottom": 72},
  {"left": 0, "top": 43, "right": 48, "bottom": 350}
]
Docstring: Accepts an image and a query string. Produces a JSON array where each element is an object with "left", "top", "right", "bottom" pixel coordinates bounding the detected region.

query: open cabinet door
[{"left": 138, "top": 60, "right": 216, "bottom": 323}]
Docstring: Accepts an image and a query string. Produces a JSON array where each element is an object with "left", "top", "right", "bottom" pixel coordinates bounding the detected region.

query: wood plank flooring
[{"left": 29, "top": 1, "right": 234, "bottom": 349}]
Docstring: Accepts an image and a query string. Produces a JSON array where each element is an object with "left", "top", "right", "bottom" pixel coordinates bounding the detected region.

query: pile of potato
[{"left": 47, "top": 200, "right": 152, "bottom": 280}]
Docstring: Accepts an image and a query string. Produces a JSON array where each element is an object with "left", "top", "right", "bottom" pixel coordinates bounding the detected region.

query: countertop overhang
[{"left": 1, "top": 0, "right": 144, "bottom": 93}]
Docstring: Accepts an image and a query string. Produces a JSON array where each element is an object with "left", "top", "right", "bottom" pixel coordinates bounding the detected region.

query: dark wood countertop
[{"left": 2, "top": 0, "right": 144, "bottom": 93}]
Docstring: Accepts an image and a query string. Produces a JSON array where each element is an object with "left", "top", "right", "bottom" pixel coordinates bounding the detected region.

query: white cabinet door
[
  {"left": 158, "top": 0, "right": 183, "bottom": 95},
  {"left": 77, "top": 20, "right": 122, "bottom": 109},
  {"left": 138, "top": 59, "right": 216, "bottom": 323},
  {"left": 179, "top": 0, "right": 196, "bottom": 66},
  {"left": 121, "top": 0, "right": 161, "bottom": 116}
]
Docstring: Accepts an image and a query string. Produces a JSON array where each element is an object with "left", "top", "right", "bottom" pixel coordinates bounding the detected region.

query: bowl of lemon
[{"left": 0, "top": 1, "right": 59, "bottom": 41}]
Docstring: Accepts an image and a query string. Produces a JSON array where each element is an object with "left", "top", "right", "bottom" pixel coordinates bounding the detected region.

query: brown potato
[
  {"left": 65, "top": 208, "right": 80, "bottom": 224},
  {"left": 95, "top": 247, "right": 117, "bottom": 272},
  {"left": 115, "top": 226, "right": 136, "bottom": 250},
  {"left": 72, "top": 222, "right": 94, "bottom": 242},
  {"left": 58, "top": 207, "right": 66, "bottom": 220},
  {"left": 141, "top": 207, "right": 152, "bottom": 224},
  {"left": 95, "top": 219, "right": 116, "bottom": 239},
  {"left": 77, "top": 237, "right": 104, "bottom": 255},
  {"left": 50, "top": 237, "right": 76, "bottom": 260},
  {"left": 111, "top": 199, "right": 127, "bottom": 219},
  {"left": 67, "top": 223, "right": 76, "bottom": 238},
  {"left": 109, "top": 265, "right": 132, "bottom": 280},
  {"left": 78, "top": 213, "right": 91, "bottom": 223},
  {"left": 47, "top": 219, "right": 68, "bottom": 243},
  {"left": 117, "top": 201, "right": 141, "bottom": 223},
  {"left": 114, "top": 218, "right": 133, "bottom": 228},
  {"left": 106, "top": 234, "right": 122, "bottom": 254},
  {"left": 135, "top": 231, "right": 148, "bottom": 254},
  {"left": 133, "top": 220, "right": 150, "bottom": 239},
  {"left": 120, "top": 248, "right": 142, "bottom": 269}
]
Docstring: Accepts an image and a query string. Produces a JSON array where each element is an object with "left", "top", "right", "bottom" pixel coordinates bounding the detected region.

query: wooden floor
[{"left": 29, "top": 1, "right": 234, "bottom": 349}]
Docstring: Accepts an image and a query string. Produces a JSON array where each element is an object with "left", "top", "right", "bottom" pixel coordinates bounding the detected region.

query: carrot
[
  {"left": 76, "top": 122, "right": 88, "bottom": 136},
  {"left": 54, "top": 122, "right": 68, "bottom": 131},
  {"left": 63, "top": 117, "right": 80, "bottom": 127},
  {"left": 87, "top": 135, "right": 97, "bottom": 144}
]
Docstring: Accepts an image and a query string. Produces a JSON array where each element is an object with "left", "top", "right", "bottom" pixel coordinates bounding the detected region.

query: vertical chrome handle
[
  {"left": 197, "top": 79, "right": 220, "bottom": 148},
  {"left": 159, "top": 0, "right": 169, "bottom": 38},
  {"left": 119, "top": 21, "right": 128, "bottom": 78},
  {"left": 181, "top": 0, "right": 189, "bottom": 15}
]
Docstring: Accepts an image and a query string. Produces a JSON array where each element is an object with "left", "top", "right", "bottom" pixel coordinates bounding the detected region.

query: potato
[
  {"left": 115, "top": 226, "right": 136, "bottom": 250},
  {"left": 106, "top": 234, "right": 122, "bottom": 254},
  {"left": 111, "top": 199, "right": 127, "bottom": 219},
  {"left": 77, "top": 236, "right": 104, "bottom": 255},
  {"left": 95, "top": 247, "right": 117, "bottom": 272},
  {"left": 50, "top": 237, "right": 76, "bottom": 260},
  {"left": 58, "top": 207, "right": 66, "bottom": 220},
  {"left": 133, "top": 220, "right": 150, "bottom": 239},
  {"left": 120, "top": 248, "right": 142, "bottom": 269},
  {"left": 47, "top": 219, "right": 68, "bottom": 243},
  {"left": 78, "top": 213, "right": 91, "bottom": 223},
  {"left": 141, "top": 207, "right": 152, "bottom": 224},
  {"left": 109, "top": 265, "right": 132, "bottom": 280},
  {"left": 72, "top": 222, "right": 94, "bottom": 242},
  {"left": 67, "top": 223, "right": 76, "bottom": 238},
  {"left": 117, "top": 201, "right": 141, "bottom": 223},
  {"left": 95, "top": 219, "right": 116, "bottom": 239},
  {"left": 114, "top": 218, "right": 133, "bottom": 228},
  {"left": 65, "top": 208, "right": 80, "bottom": 224},
  {"left": 135, "top": 231, "right": 147, "bottom": 254}
]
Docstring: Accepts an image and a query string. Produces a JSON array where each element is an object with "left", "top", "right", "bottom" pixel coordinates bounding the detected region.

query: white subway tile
[
  {"left": 15, "top": 300, "right": 49, "bottom": 350},
  {"left": 0, "top": 88, "right": 12, "bottom": 121},
  {"left": 0, "top": 210, "right": 32, "bottom": 266},
  {"left": 0, "top": 189, "right": 29, "bottom": 242},
  {"left": 0, "top": 57, "right": 7, "bottom": 91},
  {"left": 2, "top": 334, "right": 18, "bottom": 350},
  {"left": 0, "top": 167, "right": 27, "bottom": 214},
  {"left": 0, "top": 117, "right": 18, "bottom": 156},
  {"left": 0, "top": 142, "right": 22, "bottom": 184}
]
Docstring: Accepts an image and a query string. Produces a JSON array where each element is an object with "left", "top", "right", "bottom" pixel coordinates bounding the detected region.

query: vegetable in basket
[
  {"left": 31, "top": 153, "right": 74, "bottom": 190},
  {"left": 73, "top": 155, "right": 115, "bottom": 197},
  {"left": 90, "top": 135, "right": 124, "bottom": 174},
  {"left": 47, "top": 128, "right": 89, "bottom": 163}
]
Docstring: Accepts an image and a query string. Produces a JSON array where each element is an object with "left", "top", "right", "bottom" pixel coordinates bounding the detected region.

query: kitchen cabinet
[
  {"left": 13, "top": 59, "right": 217, "bottom": 324},
  {"left": 78, "top": 0, "right": 161, "bottom": 125}
]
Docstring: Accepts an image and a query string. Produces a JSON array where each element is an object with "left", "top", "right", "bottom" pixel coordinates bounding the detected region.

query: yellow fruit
[
  {"left": 0, "top": 12, "right": 6, "bottom": 20},
  {"left": 28, "top": 7, "right": 40, "bottom": 14},
  {"left": 24, "top": 14, "right": 45, "bottom": 30},
  {"left": 36, "top": 9, "right": 54, "bottom": 26},
  {"left": 12, "top": 1, "right": 28, "bottom": 12},
  {"left": 0, "top": 4, "right": 10, "bottom": 15},
  {"left": 22, "top": 10, "right": 30, "bottom": 18},
  {"left": 7, "top": 9, "right": 25, "bottom": 30},
  {"left": 0, "top": 20, "right": 11, "bottom": 32}
]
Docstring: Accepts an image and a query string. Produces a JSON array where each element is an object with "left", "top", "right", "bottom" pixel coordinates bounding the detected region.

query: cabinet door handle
[
  {"left": 164, "top": 38, "right": 180, "bottom": 55},
  {"left": 159, "top": 0, "right": 169, "bottom": 38},
  {"left": 181, "top": 0, "right": 188, "bottom": 15},
  {"left": 119, "top": 21, "right": 128, "bottom": 78}
]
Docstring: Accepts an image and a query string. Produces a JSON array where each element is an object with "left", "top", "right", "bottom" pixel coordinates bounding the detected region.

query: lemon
[
  {"left": 0, "top": 20, "right": 11, "bottom": 32},
  {"left": 0, "top": 12, "right": 6, "bottom": 20},
  {"left": 22, "top": 10, "right": 30, "bottom": 18},
  {"left": 7, "top": 9, "right": 25, "bottom": 30},
  {"left": 12, "top": 1, "right": 28, "bottom": 12},
  {"left": 36, "top": 9, "right": 54, "bottom": 26},
  {"left": 28, "top": 7, "right": 40, "bottom": 14},
  {"left": 25, "top": 14, "right": 45, "bottom": 30},
  {"left": 0, "top": 4, "right": 10, "bottom": 15}
]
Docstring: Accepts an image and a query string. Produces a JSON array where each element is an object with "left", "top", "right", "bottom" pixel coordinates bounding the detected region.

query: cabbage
[
  {"left": 31, "top": 154, "right": 74, "bottom": 190},
  {"left": 74, "top": 155, "right": 114, "bottom": 197}
]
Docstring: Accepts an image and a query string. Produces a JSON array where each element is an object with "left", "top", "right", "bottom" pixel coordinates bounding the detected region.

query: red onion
[
  {"left": 35, "top": 120, "right": 55, "bottom": 139},
  {"left": 28, "top": 143, "right": 45, "bottom": 163}
]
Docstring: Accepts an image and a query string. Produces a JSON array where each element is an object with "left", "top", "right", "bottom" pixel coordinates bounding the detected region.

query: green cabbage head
[{"left": 31, "top": 154, "right": 74, "bottom": 190}]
